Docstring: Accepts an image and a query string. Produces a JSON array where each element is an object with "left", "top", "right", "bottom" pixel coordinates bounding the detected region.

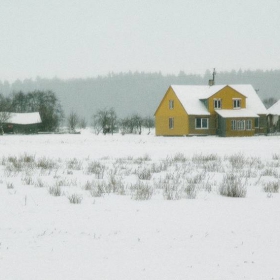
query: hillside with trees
[{"left": 1, "top": 69, "right": 280, "bottom": 122}]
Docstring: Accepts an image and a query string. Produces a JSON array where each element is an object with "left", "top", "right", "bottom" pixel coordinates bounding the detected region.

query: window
[
  {"left": 246, "top": 120, "right": 252, "bottom": 130},
  {"left": 233, "top": 99, "right": 241, "bottom": 109},
  {"left": 214, "top": 99, "right": 221, "bottom": 109},
  {"left": 231, "top": 120, "right": 236, "bottom": 130},
  {"left": 231, "top": 120, "right": 248, "bottom": 131},
  {"left": 169, "top": 118, "right": 174, "bottom": 129},
  {"left": 169, "top": 100, "right": 174, "bottom": 109},
  {"left": 195, "top": 118, "right": 208, "bottom": 129},
  {"left": 237, "top": 120, "right": 245, "bottom": 130},
  {"left": 255, "top": 118, "right": 259, "bottom": 128}
]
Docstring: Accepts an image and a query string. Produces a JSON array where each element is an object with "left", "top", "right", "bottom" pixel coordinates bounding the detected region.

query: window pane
[
  {"left": 196, "top": 118, "right": 201, "bottom": 128},
  {"left": 202, "top": 118, "right": 208, "bottom": 128}
]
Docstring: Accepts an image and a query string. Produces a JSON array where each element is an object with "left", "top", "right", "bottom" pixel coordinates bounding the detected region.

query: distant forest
[{"left": 1, "top": 69, "right": 280, "bottom": 121}]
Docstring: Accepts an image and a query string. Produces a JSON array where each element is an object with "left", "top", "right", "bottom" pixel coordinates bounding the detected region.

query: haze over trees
[{"left": 1, "top": 69, "right": 280, "bottom": 123}]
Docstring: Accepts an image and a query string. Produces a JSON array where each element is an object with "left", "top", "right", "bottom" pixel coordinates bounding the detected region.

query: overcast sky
[{"left": 1, "top": 0, "right": 280, "bottom": 82}]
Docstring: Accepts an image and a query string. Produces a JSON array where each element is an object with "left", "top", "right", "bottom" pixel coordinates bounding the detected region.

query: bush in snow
[
  {"left": 263, "top": 181, "right": 279, "bottom": 193},
  {"left": 68, "top": 193, "right": 83, "bottom": 204},
  {"left": 219, "top": 173, "right": 247, "bottom": 198},
  {"left": 131, "top": 181, "right": 153, "bottom": 200},
  {"left": 49, "top": 185, "right": 62, "bottom": 196}
]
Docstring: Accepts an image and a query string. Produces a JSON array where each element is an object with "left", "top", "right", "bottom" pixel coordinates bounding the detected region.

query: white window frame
[
  {"left": 214, "top": 98, "right": 222, "bottom": 109},
  {"left": 233, "top": 98, "right": 241, "bottom": 109},
  {"left": 169, "top": 117, "right": 174, "bottom": 129},
  {"left": 195, "top": 118, "right": 209, "bottom": 129},
  {"left": 169, "top": 100, "right": 174, "bottom": 110},
  {"left": 237, "top": 120, "right": 245, "bottom": 130},
  {"left": 246, "top": 120, "right": 252, "bottom": 130},
  {"left": 231, "top": 120, "right": 236, "bottom": 130}
]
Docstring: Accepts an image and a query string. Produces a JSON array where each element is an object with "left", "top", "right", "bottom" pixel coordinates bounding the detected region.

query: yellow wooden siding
[
  {"left": 224, "top": 118, "right": 255, "bottom": 137},
  {"left": 155, "top": 87, "right": 189, "bottom": 136},
  {"left": 188, "top": 115, "right": 216, "bottom": 135},
  {"left": 208, "top": 86, "right": 246, "bottom": 114}
]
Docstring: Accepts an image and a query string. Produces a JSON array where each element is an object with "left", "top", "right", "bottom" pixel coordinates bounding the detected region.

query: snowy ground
[{"left": 1, "top": 130, "right": 280, "bottom": 280}]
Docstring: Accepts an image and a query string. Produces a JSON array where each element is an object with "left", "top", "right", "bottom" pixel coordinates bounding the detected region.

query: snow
[
  {"left": 5, "top": 112, "right": 42, "bottom": 125},
  {"left": 216, "top": 109, "right": 259, "bottom": 118},
  {"left": 268, "top": 100, "right": 280, "bottom": 115},
  {"left": 1, "top": 130, "right": 280, "bottom": 280},
  {"left": 171, "top": 84, "right": 267, "bottom": 115}
]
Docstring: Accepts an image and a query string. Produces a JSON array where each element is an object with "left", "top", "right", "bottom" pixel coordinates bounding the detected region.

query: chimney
[{"left": 208, "top": 68, "right": 216, "bottom": 86}]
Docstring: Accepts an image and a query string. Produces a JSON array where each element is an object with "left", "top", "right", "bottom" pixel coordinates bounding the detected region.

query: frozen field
[{"left": 0, "top": 130, "right": 280, "bottom": 280}]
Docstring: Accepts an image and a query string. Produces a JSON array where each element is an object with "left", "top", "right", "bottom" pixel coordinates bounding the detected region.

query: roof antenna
[{"left": 208, "top": 68, "right": 216, "bottom": 86}]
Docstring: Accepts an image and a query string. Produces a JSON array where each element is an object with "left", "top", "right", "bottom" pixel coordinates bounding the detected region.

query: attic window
[
  {"left": 169, "top": 100, "right": 174, "bottom": 109},
  {"left": 214, "top": 99, "right": 221, "bottom": 109},
  {"left": 233, "top": 99, "right": 241, "bottom": 109}
]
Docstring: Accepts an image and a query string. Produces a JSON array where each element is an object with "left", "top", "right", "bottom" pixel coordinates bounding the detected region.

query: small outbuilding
[
  {"left": 267, "top": 100, "right": 280, "bottom": 133},
  {"left": 1, "top": 112, "right": 42, "bottom": 134}
]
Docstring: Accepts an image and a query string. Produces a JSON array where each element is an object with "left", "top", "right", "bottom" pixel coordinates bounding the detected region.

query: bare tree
[
  {"left": 0, "top": 94, "right": 12, "bottom": 135},
  {"left": 78, "top": 117, "right": 87, "bottom": 129},
  {"left": 67, "top": 110, "right": 79, "bottom": 132},
  {"left": 91, "top": 108, "right": 117, "bottom": 135},
  {"left": 143, "top": 116, "right": 155, "bottom": 134},
  {"left": 119, "top": 114, "right": 144, "bottom": 134},
  {"left": 263, "top": 97, "right": 278, "bottom": 109}
]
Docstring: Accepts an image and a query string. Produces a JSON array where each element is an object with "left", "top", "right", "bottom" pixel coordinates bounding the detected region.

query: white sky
[{"left": 1, "top": 0, "right": 280, "bottom": 82}]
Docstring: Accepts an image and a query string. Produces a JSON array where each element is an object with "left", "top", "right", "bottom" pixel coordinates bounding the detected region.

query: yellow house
[{"left": 154, "top": 85, "right": 268, "bottom": 137}]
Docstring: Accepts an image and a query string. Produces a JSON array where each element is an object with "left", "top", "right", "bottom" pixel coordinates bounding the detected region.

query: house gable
[
  {"left": 207, "top": 86, "right": 247, "bottom": 114},
  {"left": 154, "top": 87, "right": 189, "bottom": 136}
]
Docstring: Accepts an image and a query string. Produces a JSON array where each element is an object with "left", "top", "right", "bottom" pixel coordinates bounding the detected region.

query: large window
[
  {"left": 195, "top": 118, "right": 208, "bottom": 129},
  {"left": 233, "top": 99, "right": 241, "bottom": 109},
  {"left": 231, "top": 120, "right": 252, "bottom": 131},
  {"left": 214, "top": 99, "right": 221, "bottom": 109},
  {"left": 169, "top": 118, "right": 174, "bottom": 129},
  {"left": 169, "top": 100, "right": 174, "bottom": 110},
  {"left": 246, "top": 120, "right": 252, "bottom": 130}
]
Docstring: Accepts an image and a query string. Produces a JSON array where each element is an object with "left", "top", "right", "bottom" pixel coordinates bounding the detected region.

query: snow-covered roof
[
  {"left": 171, "top": 84, "right": 267, "bottom": 115},
  {"left": 215, "top": 109, "right": 259, "bottom": 118},
  {"left": 5, "top": 112, "right": 42, "bottom": 125},
  {"left": 267, "top": 100, "right": 280, "bottom": 115}
]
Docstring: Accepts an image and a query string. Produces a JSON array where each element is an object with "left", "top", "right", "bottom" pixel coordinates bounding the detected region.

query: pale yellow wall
[
  {"left": 208, "top": 86, "right": 246, "bottom": 114},
  {"left": 155, "top": 87, "right": 189, "bottom": 136}
]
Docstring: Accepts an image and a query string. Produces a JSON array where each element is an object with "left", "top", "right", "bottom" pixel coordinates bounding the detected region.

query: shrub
[
  {"left": 35, "top": 178, "right": 47, "bottom": 188},
  {"left": 67, "top": 158, "right": 83, "bottom": 170},
  {"left": 162, "top": 175, "right": 181, "bottom": 200},
  {"left": 184, "top": 184, "right": 197, "bottom": 199},
  {"left": 219, "top": 173, "right": 247, "bottom": 197},
  {"left": 7, "top": 182, "right": 14, "bottom": 189},
  {"left": 136, "top": 167, "right": 152, "bottom": 180},
  {"left": 263, "top": 181, "right": 279, "bottom": 193},
  {"left": 37, "top": 157, "right": 58, "bottom": 170},
  {"left": 49, "top": 185, "right": 62, "bottom": 196},
  {"left": 89, "top": 182, "right": 105, "bottom": 197},
  {"left": 68, "top": 193, "right": 83, "bottom": 204},
  {"left": 131, "top": 181, "right": 153, "bottom": 200},
  {"left": 87, "top": 161, "right": 105, "bottom": 179},
  {"left": 228, "top": 153, "right": 246, "bottom": 170}
]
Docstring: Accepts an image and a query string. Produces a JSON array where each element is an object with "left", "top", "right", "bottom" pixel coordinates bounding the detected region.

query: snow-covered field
[{"left": 1, "top": 130, "right": 280, "bottom": 280}]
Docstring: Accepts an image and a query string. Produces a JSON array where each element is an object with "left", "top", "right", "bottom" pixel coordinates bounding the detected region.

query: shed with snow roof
[
  {"left": 267, "top": 100, "right": 280, "bottom": 133},
  {"left": 154, "top": 85, "right": 267, "bottom": 137},
  {"left": 1, "top": 112, "right": 42, "bottom": 134}
]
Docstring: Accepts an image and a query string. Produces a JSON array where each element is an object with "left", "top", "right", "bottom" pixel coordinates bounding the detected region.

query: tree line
[
  {"left": 0, "top": 90, "right": 154, "bottom": 134},
  {"left": 68, "top": 107, "right": 154, "bottom": 135}
]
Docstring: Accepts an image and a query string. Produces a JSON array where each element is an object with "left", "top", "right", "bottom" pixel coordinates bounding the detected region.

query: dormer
[{"left": 207, "top": 86, "right": 247, "bottom": 114}]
